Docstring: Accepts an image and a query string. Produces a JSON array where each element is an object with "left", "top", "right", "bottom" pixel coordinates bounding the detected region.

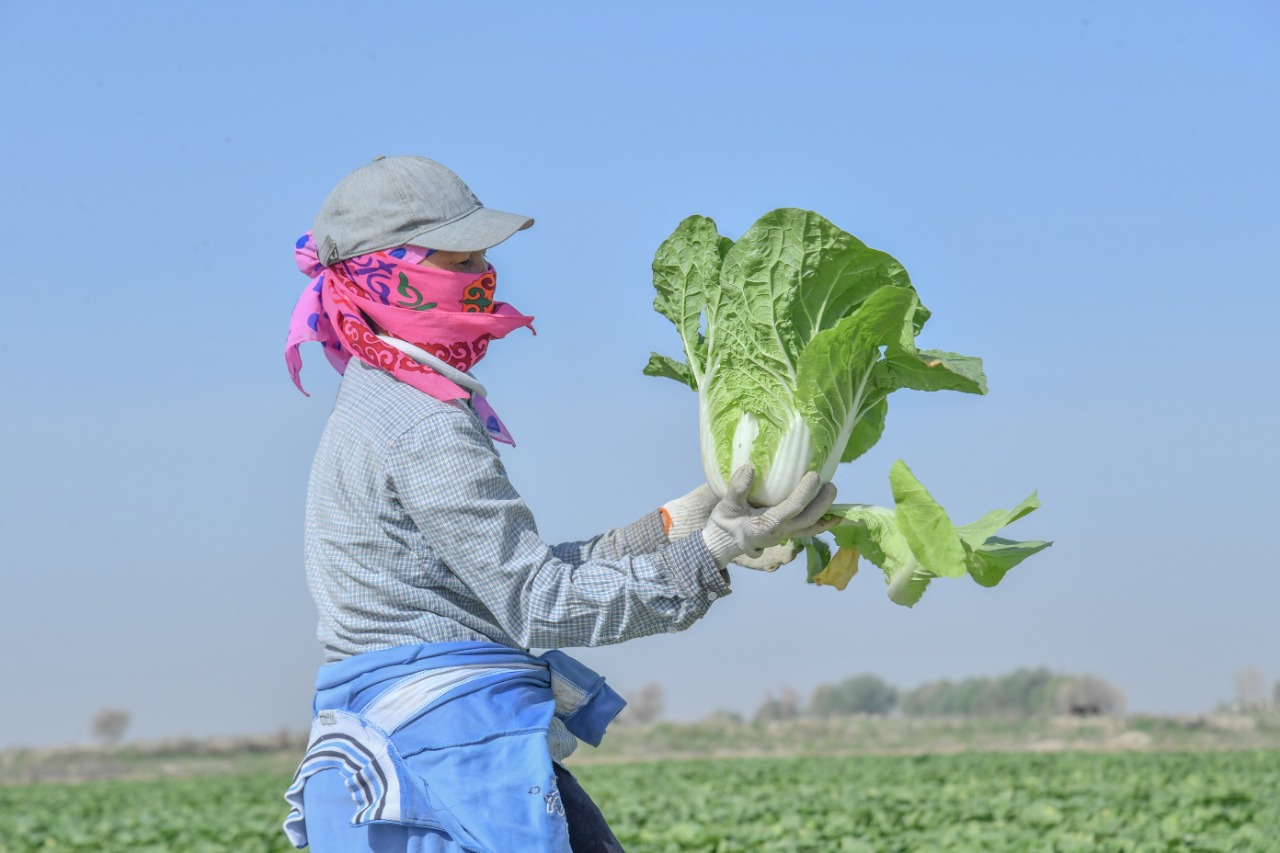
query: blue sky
[{"left": 1, "top": 1, "right": 1276, "bottom": 748}]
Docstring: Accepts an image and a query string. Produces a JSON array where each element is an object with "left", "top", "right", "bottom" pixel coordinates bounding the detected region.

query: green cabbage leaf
[{"left": 825, "top": 461, "right": 1051, "bottom": 607}]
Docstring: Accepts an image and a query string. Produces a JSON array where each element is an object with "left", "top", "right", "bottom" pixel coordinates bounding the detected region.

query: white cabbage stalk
[{"left": 702, "top": 409, "right": 818, "bottom": 506}]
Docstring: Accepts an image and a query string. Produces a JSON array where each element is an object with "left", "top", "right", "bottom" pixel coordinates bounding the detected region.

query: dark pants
[{"left": 555, "top": 763, "right": 626, "bottom": 852}]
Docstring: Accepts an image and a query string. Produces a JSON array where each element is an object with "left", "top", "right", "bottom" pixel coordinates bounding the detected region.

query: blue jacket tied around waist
[{"left": 283, "top": 642, "right": 626, "bottom": 851}]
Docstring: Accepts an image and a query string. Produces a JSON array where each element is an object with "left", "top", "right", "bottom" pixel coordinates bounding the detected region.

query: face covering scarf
[{"left": 286, "top": 233, "right": 534, "bottom": 445}]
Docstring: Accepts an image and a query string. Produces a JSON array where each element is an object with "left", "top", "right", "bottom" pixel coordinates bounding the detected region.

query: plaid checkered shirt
[{"left": 305, "top": 359, "right": 731, "bottom": 662}]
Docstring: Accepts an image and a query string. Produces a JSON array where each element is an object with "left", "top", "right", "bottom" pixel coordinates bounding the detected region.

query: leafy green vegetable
[
  {"left": 7, "top": 751, "right": 1276, "bottom": 852},
  {"left": 646, "top": 208, "right": 1049, "bottom": 604},
  {"left": 828, "top": 461, "right": 1051, "bottom": 606},
  {"left": 646, "top": 208, "right": 984, "bottom": 504}
]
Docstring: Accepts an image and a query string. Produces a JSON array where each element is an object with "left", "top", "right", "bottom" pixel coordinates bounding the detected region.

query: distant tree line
[
  {"left": 752, "top": 668, "right": 1126, "bottom": 723},
  {"left": 1230, "top": 667, "right": 1280, "bottom": 713},
  {"left": 615, "top": 682, "right": 666, "bottom": 725}
]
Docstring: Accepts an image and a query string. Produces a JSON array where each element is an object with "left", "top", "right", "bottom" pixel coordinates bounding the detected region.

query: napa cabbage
[{"left": 645, "top": 208, "right": 1049, "bottom": 605}]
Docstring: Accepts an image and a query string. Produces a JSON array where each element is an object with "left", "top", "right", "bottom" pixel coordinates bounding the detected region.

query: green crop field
[{"left": 1, "top": 750, "right": 1276, "bottom": 852}]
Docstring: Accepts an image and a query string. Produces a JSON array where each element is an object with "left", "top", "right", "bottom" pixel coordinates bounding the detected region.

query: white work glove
[
  {"left": 701, "top": 465, "right": 837, "bottom": 569},
  {"left": 660, "top": 484, "right": 720, "bottom": 541},
  {"left": 733, "top": 541, "right": 803, "bottom": 572},
  {"left": 732, "top": 511, "right": 842, "bottom": 571}
]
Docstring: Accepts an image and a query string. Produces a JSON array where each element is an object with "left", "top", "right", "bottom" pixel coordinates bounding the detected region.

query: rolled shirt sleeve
[
  {"left": 384, "top": 406, "right": 731, "bottom": 650},
  {"left": 549, "top": 509, "right": 669, "bottom": 567}
]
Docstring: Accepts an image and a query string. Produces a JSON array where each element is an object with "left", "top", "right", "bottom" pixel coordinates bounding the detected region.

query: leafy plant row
[{"left": 2, "top": 751, "right": 1276, "bottom": 852}]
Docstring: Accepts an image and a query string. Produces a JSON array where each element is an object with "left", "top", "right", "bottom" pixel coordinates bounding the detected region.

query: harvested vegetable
[{"left": 645, "top": 208, "right": 1049, "bottom": 604}]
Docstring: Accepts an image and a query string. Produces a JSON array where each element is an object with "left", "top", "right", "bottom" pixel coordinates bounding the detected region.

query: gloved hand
[
  {"left": 701, "top": 465, "right": 837, "bottom": 569},
  {"left": 660, "top": 484, "right": 720, "bottom": 542},
  {"left": 732, "top": 508, "right": 842, "bottom": 571},
  {"left": 733, "top": 541, "right": 802, "bottom": 572}
]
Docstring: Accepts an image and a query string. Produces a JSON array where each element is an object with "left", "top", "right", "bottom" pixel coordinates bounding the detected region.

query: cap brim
[{"left": 407, "top": 207, "right": 534, "bottom": 252}]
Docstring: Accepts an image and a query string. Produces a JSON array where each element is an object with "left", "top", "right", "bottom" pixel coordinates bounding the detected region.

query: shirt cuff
[{"left": 663, "top": 533, "right": 732, "bottom": 602}]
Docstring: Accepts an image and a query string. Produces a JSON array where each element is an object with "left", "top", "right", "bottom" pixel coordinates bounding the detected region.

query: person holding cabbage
[{"left": 280, "top": 155, "right": 836, "bottom": 853}]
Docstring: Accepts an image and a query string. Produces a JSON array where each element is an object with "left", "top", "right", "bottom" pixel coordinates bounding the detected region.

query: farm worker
[{"left": 281, "top": 155, "right": 836, "bottom": 852}]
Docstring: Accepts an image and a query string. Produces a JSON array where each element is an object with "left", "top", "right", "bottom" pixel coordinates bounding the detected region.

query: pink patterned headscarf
[{"left": 286, "top": 233, "right": 534, "bottom": 445}]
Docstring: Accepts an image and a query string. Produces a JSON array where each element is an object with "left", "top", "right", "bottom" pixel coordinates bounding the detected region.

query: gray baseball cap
[{"left": 312, "top": 155, "right": 534, "bottom": 265}]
